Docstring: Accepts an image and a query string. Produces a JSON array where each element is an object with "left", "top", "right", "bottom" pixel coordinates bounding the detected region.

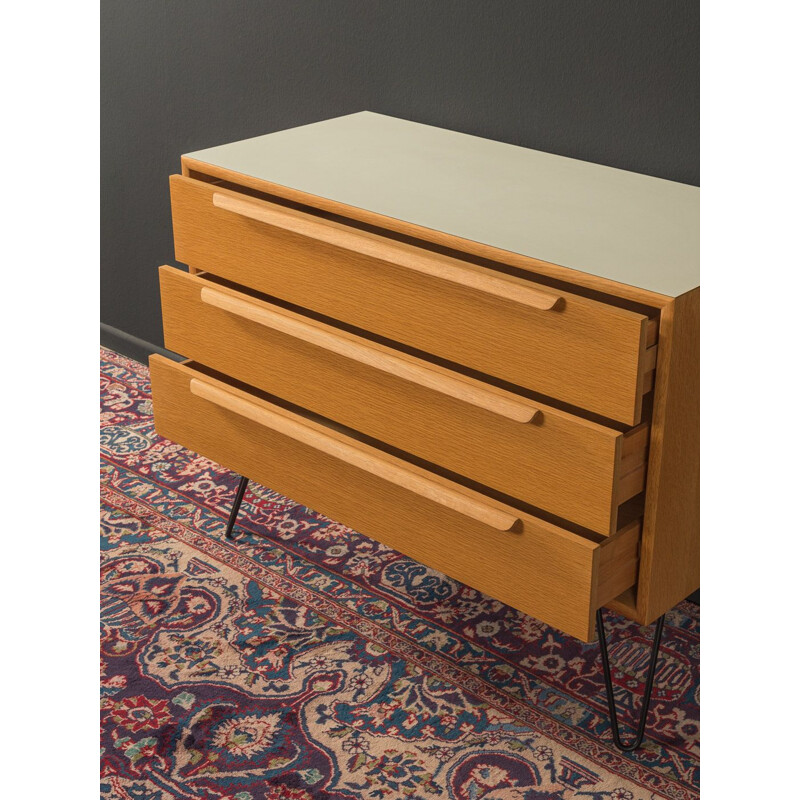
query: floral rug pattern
[{"left": 100, "top": 347, "right": 699, "bottom": 799}]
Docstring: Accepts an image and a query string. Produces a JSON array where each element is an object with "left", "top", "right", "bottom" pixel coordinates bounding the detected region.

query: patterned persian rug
[{"left": 100, "top": 347, "right": 699, "bottom": 800}]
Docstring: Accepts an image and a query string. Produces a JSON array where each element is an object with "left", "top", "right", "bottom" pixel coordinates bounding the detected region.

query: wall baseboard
[{"left": 101, "top": 323, "right": 181, "bottom": 365}]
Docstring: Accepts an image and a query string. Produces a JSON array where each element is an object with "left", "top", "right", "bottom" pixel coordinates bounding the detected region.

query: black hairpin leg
[
  {"left": 596, "top": 607, "right": 666, "bottom": 752},
  {"left": 224, "top": 476, "right": 250, "bottom": 540}
]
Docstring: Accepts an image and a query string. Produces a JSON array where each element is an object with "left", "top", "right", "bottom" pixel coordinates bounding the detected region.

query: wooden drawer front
[
  {"left": 170, "top": 175, "right": 655, "bottom": 425},
  {"left": 160, "top": 266, "right": 647, "bottom": 536},
  {"left": 149, "top": 356, "right": 640, "bottom": 641}
]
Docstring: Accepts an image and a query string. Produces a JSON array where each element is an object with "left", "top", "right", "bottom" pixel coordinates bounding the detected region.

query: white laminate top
[{"left": 186, "top": 111, "right": 699, "bottom": 297}]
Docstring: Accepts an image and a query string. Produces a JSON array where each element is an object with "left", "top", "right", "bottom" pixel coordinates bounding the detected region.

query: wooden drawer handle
[
  {"left": 212, "top": 192, "right": 561, "bottom": 312},
  {"left": 200, "top": 287, "right": 541, "bottom": 424},
  {"left": 190, "top": 378, "right": 520, "bottom": 532}
]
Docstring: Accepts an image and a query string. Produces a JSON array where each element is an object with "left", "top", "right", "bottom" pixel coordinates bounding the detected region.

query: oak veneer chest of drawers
[{"left": 150, "top": 112, "right": 699, "bottom": 653}]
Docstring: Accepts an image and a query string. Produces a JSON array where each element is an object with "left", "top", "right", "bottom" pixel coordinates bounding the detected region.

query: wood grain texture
[
  {"left": 170, "top": 174, "right": 654, "bottom": 425},
  {"left": 149, "top": 355, "right": 639, "bottom": 641},
  {"left": 159, "top": 267, "right": 648, "bottom": 535},
  {"left": 606, "top": 588, "right": 639, "bottom": 620},
  {"left": 199, "top": 284, "right": 541, "bottom": 424},
  {"left": 190, "top": 377, "right": 519, "bottom": 531},
  {"left": 595, "top": 522, "right": 641, "bottom": 611},
  {"left": 634, "top": 287, "right": 700, "bottom": 623},
  {"left": 213, "top": 192, "right": 562, "bottom": 311},
  {"left": 182, "top": 157, "right": 676, "bottom": 309}
]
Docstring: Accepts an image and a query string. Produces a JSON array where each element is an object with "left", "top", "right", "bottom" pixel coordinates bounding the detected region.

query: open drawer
[{"left": 149, "top": 355, "right": 640, "bottom": 640}]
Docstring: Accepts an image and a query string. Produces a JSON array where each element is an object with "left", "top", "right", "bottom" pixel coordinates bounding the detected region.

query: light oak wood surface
[
  {"left": 149, "top": 355, "right": 640, "bottom": 641},
  {"left": 171, "top": 175, "right": 655, "bottom": 425},
  {"left": 213, "top": 192, "right": 562, "bottom": 312},
  {"left": 634, "top": 288, "right": 700, "bottom": 623},
  {"left": 199, "top": 282, "right": 541, "bottom": 424},
  {"left": 159, "top": 266, "right": 648, "bottom": 535},
  {"left": 190, "top": 377, "right": 519, "bottom": 531}
]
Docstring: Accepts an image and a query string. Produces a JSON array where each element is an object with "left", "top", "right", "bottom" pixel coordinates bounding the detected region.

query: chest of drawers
[{"left": 150, "top": 112, "right": 699, "bottom": 645}]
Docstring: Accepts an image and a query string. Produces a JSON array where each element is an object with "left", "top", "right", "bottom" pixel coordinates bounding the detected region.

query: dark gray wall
[{"left": 102, "top": 0, "right": 698, "bottom": 356}]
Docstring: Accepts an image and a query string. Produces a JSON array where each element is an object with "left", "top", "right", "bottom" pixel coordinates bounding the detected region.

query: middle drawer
[{"left": 160, "top": 266, "right": 647, "bottom": 536}]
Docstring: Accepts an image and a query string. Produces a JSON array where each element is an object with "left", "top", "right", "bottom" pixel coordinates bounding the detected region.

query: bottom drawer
[{"left": 149, "top": 355, "right": 639, "bottom": 641}]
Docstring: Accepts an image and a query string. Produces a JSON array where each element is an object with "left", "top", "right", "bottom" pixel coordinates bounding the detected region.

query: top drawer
[{"left": 171, "top": 175, "right": 656, "bottom": 425}]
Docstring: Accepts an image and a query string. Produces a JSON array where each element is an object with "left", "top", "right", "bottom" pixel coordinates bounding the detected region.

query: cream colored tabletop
[{"left": 186, "top": 112, "right": 699, "bottom": 298}]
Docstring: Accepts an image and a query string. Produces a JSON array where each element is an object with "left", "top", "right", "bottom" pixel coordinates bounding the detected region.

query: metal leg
[
  {"left": 596, "top": 607, "right": 666, "bottom": 752},
  {"left": 224, "top": 476, "right": 250, "bottom": 540}
]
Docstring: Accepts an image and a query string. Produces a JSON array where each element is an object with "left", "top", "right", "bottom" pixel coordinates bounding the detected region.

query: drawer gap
[
  {"left": 607, "top": 586, "right": 640, "bottom": 620},
  {"left": 616, "top": 495, "right": 646, "bottom": 531}
]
